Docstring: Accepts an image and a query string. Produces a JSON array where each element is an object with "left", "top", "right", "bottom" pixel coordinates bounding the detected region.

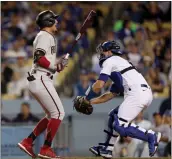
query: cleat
[
  {"left": 89, "top": 145, "right": 112, "bottom": 158},
  {"left": 148, "top": 132, "right": 161, "bottom": 157},
  {"left": 99, "top": 149, "right": 112, "bottom": 159},
  {"left": 38, "top": 146, "right": 61, "bottom": 159},
  {"left": 17, "top": 138, "right": 36, "bottom": 158},
  {"left": 89, "top": 145, "right": 104, "bottom": 156}
]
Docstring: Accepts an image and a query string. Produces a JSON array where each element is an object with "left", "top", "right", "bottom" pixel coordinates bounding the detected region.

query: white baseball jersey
[
  {"left": 31, "top": 30, "right": 57, "bottom": 74},
  {"left": 100, "top": 56, "right": 148, "bottom": 92},
  {"left": 28, "top": 30, "right": 65, "bottom": 120}
]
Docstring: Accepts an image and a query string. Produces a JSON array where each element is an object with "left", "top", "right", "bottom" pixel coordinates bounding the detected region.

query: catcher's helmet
[
  {"left": 36, "top": 10, "right": 59, "bottom": 29},
  {"left": 96, "top": 41, "right": 122, "bottom": 55},
  {"left": 96, "top": 41, "right": 122, "bottom": 67}
]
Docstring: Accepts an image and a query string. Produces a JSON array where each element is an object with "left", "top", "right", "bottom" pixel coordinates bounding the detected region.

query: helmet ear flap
[
  {"left": 109, "top": 42, "right": 114, "bottom": 50},
  {"left": 41, "top": 18, "right": 55, "bottom": 28},
  {"left": 47, "top": 18, "right": 55, "bottom": 27}
]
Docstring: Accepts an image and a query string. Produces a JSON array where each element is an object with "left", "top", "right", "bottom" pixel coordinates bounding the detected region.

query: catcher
[{"left": 73, "top": 41, "right": 161, "bottom": 158}]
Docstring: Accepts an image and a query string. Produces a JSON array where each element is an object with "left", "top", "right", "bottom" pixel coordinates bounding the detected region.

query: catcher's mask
[{"left": 96, "top": 41, "right": 122, "bottom": 67}]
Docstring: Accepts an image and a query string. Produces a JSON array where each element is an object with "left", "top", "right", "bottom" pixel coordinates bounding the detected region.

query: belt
[
  {"left": 128, "top": 84, "right": 149, "bottom": 91},
  {"left": 141, "top": 84, "right": 148, "bottom": 88},
  {"left": 29, "top": 70, "right": 53, "bottom": 80}
]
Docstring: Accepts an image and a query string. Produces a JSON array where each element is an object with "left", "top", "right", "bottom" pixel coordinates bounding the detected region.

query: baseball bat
[{"left": 65, "top": 10, "right": 96, "bottom": 59}]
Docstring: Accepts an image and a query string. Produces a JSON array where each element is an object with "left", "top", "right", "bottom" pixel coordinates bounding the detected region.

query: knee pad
[
  {"left": 107, "top": 106, "right": 120, "bottom": 132},
  {"left": 108, "top": 106, "right": 119, "bottom": 117},
  {"left": 108, "top": 114, "right": 114, "bottom": 130},
  {"left": 113, "top": 114, "right": 127, "bottom": 137},
  {"left": 113, "top": 115, "right": 155, "bottom": 141}
]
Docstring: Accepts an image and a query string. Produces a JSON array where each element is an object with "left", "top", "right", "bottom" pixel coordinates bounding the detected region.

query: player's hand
[
  {"left": 56, "top": 56, "right": 68, "bottom": 72},
  {"left": 61, "top": 57, "right": 68, "bottom": 67}
]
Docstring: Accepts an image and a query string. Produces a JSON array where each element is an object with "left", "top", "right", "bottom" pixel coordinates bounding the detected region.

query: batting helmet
[{"left": 36, "top": 10, "right": 59, "bottom": 29}]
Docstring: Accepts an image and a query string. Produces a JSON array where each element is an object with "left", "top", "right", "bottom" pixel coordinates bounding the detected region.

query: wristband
[{"left": 85, "top": 86, "right": 99, "bottom": 100}]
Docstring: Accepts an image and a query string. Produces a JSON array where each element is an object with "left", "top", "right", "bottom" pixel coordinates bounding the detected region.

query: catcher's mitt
[{"left": 73, "top": 96, "right": 93, "bottom": 115}]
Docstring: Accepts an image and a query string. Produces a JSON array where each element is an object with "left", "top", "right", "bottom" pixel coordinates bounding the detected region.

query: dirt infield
[
  {"left": 28, "top": 157, "right": 170, "bottom": 159},
  {"left": 63, "top": 158, "right": 170, "bottom": 159},
  {"left": 64, "top": 157, "right": 170, "bottom": 159},
  {"left": 8, "top": 157, "right": 171, "bottom": 159}
]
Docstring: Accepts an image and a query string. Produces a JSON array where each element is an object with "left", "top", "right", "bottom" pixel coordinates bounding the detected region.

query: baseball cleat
[
  {"left": 89, "top": 145, "right": 112, "bottom": 158},
  {"left": 17, "top": 138, "right": 36, "bottom": 158},
  {"left": 38, "top": 146, "right": 61, "bottom": 159},
  {"left": 99, "top": 149, "right": 112, "bottom": 159},
  {"left": 89, "top": 145, "right": 104, "bottom": 156},
  {"left": 148, "top": 132, "right": 161, "bottom": 157}
]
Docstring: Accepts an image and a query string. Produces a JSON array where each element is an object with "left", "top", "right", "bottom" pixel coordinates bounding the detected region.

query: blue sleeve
[
  {"left": 98, "top": 73, "right": 109, "bottom": 82},
  {"left": 110, "top": 83, "right": 123, "bottom": 94},
  {"left": 110, "top": 72, "right": 124, "bottom": 94}
]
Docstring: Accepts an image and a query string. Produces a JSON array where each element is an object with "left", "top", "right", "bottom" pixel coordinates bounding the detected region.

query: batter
[{"left": 18, "top": 10, "right": 67, "bottom": 159}]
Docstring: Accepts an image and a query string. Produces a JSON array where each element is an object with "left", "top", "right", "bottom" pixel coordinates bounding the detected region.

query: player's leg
[
  {"left": 90, "top": 106, "right": 119, "bottom": 158},
  {"left": 17, "top": 92, "right": 50, "bottom": 158},
  {"left": 35, "top": 78, "right": 65, "bottom": 159},
  {"left": 113, "top": 88, "right": 161, "bottom": 157},
  {"left": 18, "top": 117, "right": 49, "bottom": 158},
  {"left": 25, "top": 92, "right": 50, "bottom": 141},
  {"left": 104, "top": 107, "right": 119, "bottom": 151}
]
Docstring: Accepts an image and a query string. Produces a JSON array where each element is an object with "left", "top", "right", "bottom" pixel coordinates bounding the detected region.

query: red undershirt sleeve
[{"left": 37, "top": 56, "right": 50, "bottom": 69}]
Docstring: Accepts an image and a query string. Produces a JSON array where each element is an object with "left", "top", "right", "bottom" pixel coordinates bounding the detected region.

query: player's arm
[
  {"left": 34, "top": 49, "right": 54, "bottom": 70},
  {"left": 85, "top": 60, "right": 113, "bottom": 101},
  {"left": 90, "top": 91, "right": 116, "bottom": 104},
  {"left": 34, "top": 34, "right": 56, "bottom": 72},
  {"left": 90, "top": 77, "right": 123, "bottom": 104},
  {"left": 86, "top": 58, "right": 117, "bottom": 99},
  {"left": 85, "top": 73, "right": 108, "bottom": 101},
  {"left": 86, "top": 72, "right": 123, "bottom": 103},
  {"left": 34, "top": 35, "right": 66, "bottom": 72},
  {"left": 34, "top": 50, "right": 66, "bottom": 73}
]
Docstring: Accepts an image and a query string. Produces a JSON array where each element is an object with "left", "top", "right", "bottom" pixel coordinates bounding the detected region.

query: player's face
[
  {"left": 101, "top": 51, "right": 113, "bottom": 58},
  {"left": 97, "top": 51, "right": 111, "bottom": 61},
  {"left": 96, "top": 44, "right": 113, "bottom": 62},
  {"left": 52, "top": 20, "right": 58, "bottom": 33}
]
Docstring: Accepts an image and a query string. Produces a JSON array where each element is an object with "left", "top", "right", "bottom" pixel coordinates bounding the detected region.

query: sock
[
  {"left": 28, "top": 117, "right": 49, "bottom": 142},
  {"left": 44, "top": 118, "right": 61, "bottom": 147}
]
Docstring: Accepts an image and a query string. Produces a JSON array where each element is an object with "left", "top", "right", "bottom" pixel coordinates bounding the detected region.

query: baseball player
[
  {"left": 74, "top": 41, "right": 161, "bottom": 158},
  {"left": 18, "top": 10, "right": 67, "bottom": 159}
]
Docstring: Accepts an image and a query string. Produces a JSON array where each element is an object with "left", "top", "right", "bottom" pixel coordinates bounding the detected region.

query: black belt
[
  {"left": 141, "top": 84, "right": 148, "bottom": 88},
  {"left": 32, "top": 70, "right": 53, "bottom": 80},
  {"left": 128, "top": 84, "right": 149, "bottom": 91},
  {"left": 27, "top": 70, "right": 53, "bottom": 81}
]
